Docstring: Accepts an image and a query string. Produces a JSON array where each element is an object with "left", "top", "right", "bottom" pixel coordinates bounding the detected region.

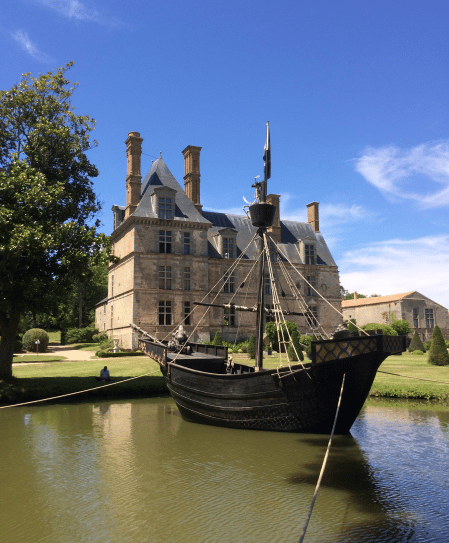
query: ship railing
[{"left": 311, "top": 333, "right": 406, "bottom": 364}]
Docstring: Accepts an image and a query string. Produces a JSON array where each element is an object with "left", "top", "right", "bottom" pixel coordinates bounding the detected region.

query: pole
[{"left": 255, "top": 230, "right": 266, "bottom": 371}]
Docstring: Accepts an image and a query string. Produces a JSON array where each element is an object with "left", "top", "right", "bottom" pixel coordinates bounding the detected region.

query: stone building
[
  {"left": 341, "top": 291, "right": 449, "bottom": 340},
  {"left": 95, "top": 132, "right": 342, "bottom": 348}
]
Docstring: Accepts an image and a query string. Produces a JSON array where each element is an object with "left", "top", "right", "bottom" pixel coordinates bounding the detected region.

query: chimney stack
[
  {"left": 182, "top": 145, "right": 202, "bottom": 214},
  {"left": 266, "top": 193, "right": 281, "bottom": 243},
  {"left": 307, "top": 202, "right": 319, "bottom": 232},
  {"left": 354, "top": 291, "right": 358, "bottom": 300},
  {"left": 125, "top": 132, "right": 143, "bottom": 220}
]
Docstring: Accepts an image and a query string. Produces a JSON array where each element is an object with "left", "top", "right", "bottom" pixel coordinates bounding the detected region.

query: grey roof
[
  {"left": 202, "top": 212, "right": 336, "bottom": 266},
  {"left": 134, "top": 158, "right": 211, "bottom": 224}
]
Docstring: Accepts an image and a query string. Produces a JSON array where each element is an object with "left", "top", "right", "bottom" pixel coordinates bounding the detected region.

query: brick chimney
[
  {"left": 354, "top": 291, "right": 358, "bottom": 300},
  {"left": 182, "top": 145, "right": 202, "bottom": 214},
  {"left": 266, "top": 193, "right": 281, "bottom": 243},
  {"left": 125, "top": 132, "right": 143, "bottom": 220},
  {"left": 307, "top": 202, "right": 319, "bottom": 232}
]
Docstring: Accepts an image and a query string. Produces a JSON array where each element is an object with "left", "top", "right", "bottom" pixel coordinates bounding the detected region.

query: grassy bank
[
  {"left": 1, "top": 358, "right": 167, "bottom": 406},
  {"left": 2, "top": 351, "right": 448, "bottom": 407}
]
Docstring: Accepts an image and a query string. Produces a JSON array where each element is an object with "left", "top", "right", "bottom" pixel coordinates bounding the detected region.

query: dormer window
[
  {"left": 223, "top": 238, "right": 235, "bottom": 259},
  {"left": 158, "top": 197, "right": 173, "bottom": 219},
  {"left": 305, "top": 244, "right": 315, "bottom": 265}
]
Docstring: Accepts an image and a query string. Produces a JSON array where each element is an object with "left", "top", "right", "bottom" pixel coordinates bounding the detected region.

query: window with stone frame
[
  {"left": 223, "top": 237, "right": 235, "bottom": 259},
  {"left": 110, "top": 304, "right": 113, "bottom": 329},
  {"left": 224, "top": 305, "right": 236, "bottom": 326},
  {"left": 184, "top": 232, "right": 191, "bottom": 255},
  {"left": 158, "top": 266, "right": 172, "bottom": 290},
  {"left": 413, "top": 308, "right": 419, "bottom": 328},
  {"left": 425, "top": 308, "right": 434, "bottom": 328},
  {"left": 159, "top": 301, "right": 172, "bottom": 325},
  {"left": 111, "top": 274, "right": 114, "bottom": 297},
  {"left": 159, "top": 230, "right": 172, "bottom": 253},
  {"left": 305, "top": 305, "right": 318, "bottom": 327},
  {"left": 158, "top": 197, "right": 174, "bottom": 220},
  {"left": 223, "top": 271, "right": 235, "bottom": 293},
  {"left": 264, "top": 273, "right": 272, "bottom": 295},
  {"left": 184, "top": 267, "right": 191, "bottom": 290},
  {"left": 305, "top": 244, "right": 315, "bottom": 265},
  {"left": 184, "top": 301, "right": 191, "bottom": 326},
  {"left": 306, "top": 275, "right": 316, "bottom": 297}
]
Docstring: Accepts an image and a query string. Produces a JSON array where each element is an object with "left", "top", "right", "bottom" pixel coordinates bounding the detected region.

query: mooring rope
[
  {"left": 298, "top": 373, "right": 346, "bottom": 543},
  {"left": 0, "top": 369, "right": 162, "bottom": 410},
  {"left": 377, "top": 370, "right": 449, "bottom": 385}
]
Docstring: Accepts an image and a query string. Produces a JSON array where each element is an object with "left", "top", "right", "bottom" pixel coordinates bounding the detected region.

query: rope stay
[{"left": 298, "top": 373, "right": 346, "bottom": 543}]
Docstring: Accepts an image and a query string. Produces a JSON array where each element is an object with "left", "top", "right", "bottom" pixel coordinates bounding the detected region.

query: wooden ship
[{"left": 136, "top": 124, "right": 406, "bottom": 434}]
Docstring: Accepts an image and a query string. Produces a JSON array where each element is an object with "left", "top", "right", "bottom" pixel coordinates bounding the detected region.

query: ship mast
[{"left": 249, "top": 122, "right": 273, "bottom": 371}]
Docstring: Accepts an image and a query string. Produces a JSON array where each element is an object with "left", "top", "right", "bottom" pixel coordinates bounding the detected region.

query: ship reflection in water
[{"left": 1, "top": 397, "right": 448, "bottom": 543}]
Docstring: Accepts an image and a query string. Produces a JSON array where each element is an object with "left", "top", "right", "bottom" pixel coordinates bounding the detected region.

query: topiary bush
[
  {"left": 423, "top": 340, "right": 432, "bottom": 351},
  {"left": 211, "top": 331, "right": 223, "bottom": 346},
  {"left": 412, "top": 350, "right": 425, "bottom": 355},
  {"left": 347, "top": 319, "right": 358, "bottom": 333},
  {"left": 408, "top": 331, "right": 426, "bottom": 353},
  {"left": 22, "top": 328, "right": 50, "bottom": 353},
  {"left": 428, "top": 326, "right": 449, "bottom": 366},
  {"left": 247, "top": 335, "right": 256, "bottom": 359}
]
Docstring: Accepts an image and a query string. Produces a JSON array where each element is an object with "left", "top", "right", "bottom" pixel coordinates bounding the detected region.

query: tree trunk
[{"left": 0, "top": 311, "right": 20, "bottom": 380}]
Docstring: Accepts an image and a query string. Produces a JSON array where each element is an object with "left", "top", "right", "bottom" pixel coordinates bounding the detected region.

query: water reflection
[{"left": 1, "top": 398, "right": 448, "bottom": 543}]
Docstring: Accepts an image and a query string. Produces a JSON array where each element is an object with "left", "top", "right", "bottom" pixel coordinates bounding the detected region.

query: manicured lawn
[
  {"left": 13, "top": 355, "right": 67, "bottom": 363},
  {"left": 47, "top": 331, "right": 61, "bottom": 343}
]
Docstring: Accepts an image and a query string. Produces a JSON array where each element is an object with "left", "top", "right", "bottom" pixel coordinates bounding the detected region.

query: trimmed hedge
[
  {"left": 412, "top": 350, "right": 425, "bottom": 355},
  {"left": 22, "top": 329, "right": 49, "bottom": 353},
  {"left": 408, "top": 331, "right": 426, "bottom": 353},
  {"left": 96, "top": 350, "right": 144, "bottom": 358}
]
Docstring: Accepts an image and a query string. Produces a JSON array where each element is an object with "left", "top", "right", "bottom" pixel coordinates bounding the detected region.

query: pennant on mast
[{"left": 263, "top": 121, "right": 271, "bottom": 180}]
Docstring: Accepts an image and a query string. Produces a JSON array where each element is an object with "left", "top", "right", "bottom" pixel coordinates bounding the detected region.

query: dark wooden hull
[{"left": 141, "top": 334, "right": 406, "bottom": 434}]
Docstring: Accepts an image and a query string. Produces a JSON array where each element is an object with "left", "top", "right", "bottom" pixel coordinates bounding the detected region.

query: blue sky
[{"left": 3, "top": 0, "right": 449, "bottom": 307}]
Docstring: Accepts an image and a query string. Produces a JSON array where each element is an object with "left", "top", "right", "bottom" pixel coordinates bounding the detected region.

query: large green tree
[{"left": 0, "top": 63, "right": 111, "bottom": 378}]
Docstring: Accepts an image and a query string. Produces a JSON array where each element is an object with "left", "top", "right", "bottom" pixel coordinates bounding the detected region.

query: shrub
[
  {"left": 347, "top": 319, "right": 358, "bottom": 333},
  {"left": 424, "top": 340, "right": 432, "bottom": 351},
  {"left": 247, "top": 335, "right": 256, "bottom": 359},
  {"left": 22, "top": 328, "right": 50, "bottom": 353},
  {"left": 92, "top": 332, "right": 108, "bottom": 343},
  {"left": 100, "top": 339, "right": 114, "bottom": 351},
  {"left": 265, "top": 321, "right": 299, "bottom": 352},
  {"left": 96, "top": 350, "right": 143, "bottom": 358},
  {"left": 211, "top": 331, "right": 223, "bottom": 346},
  {"left": 391, "top": 319, "right": 412, "bottom": 335},
  {"left": 408, "top": 331, "right": 426, "bottom": 353},
  {"left": 412, "top": 350, "right": 425, "bottom": 355},
  {"left": 362, "top": 323, "right": 398, "bottom": 336},
  {"left": 65, "top": 326, "right": 98, "bottom": 344},
  {"left": 428, "top": 326, "right": 449, "bottom": 366},
  {"left": 15, "top": 339, "right": 23, "bottom": 353},
  {"left": 287, "top": 330, "right": 304, "bottom": 362}
]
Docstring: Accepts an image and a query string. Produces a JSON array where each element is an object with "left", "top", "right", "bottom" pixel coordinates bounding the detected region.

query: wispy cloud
[
  {"left": 355, "top": 141, "right": 449, "bottom": 208},
  {"left": 339, "top": 234, "right": 449, "bottom": 307},
  {"left": 33, "top": 0, "right": 123, "bottom": 27},
  {"left": 11, "top": 29, "right": 54, "bottom": 63}
]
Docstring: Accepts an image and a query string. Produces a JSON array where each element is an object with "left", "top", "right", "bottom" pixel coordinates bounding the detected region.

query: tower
[
  {"left": 182, "top": 145, "right": 202, "bottom": 214},
  {"left": 125, "top": 132, "right": 143, "bottom": 220}
]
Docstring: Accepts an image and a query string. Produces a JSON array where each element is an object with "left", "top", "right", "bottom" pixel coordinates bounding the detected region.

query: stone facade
[
  {"left": 341, "top": 291, "right": 449, "bottom": 340},
  {"left": 95, "top": 132, "right": 343, "bottom": 348}
]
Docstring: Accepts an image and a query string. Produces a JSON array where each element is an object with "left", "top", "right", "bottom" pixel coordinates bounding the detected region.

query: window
[
  {"left": 224, "top": 305, "right": 236, "bottom": 326},
  {"left": 266, "top": 303, "right": 275, "bottom": 323},
  {"left": 111, "top": 275, "right": 114, "bottom": 297},
  {"left": 223, "top": 271, "right": 235, "bottom": 293},
  {"left": 158, "top": 197, "right": 173, "bottom": 219},
  {"left": 270, "top": 249, "right": 277, "bottom": 262},
  {"left": 223, "top": 237, "right": 235, "bottom": 259},
  {"left": 158, "top": 266, "right": 171, "bottom": 290},
  {"left": 425, "top": 308, "right": 434, "bottom": 328},
  {"left": 159, "top": 230, "right": 172, "bottom": 253},
  {"left": 159, "top": 301, "right": 172, "bottom": 325},
  {"left": 305, "top": 244, "right": 315, "bottom": 265},
  {"left": 305, "top": 306, "right": 318, "bottom": 327},
  {"left": 110, "top": 304, "right": 114, "bottom": 329},
  {"left": 184, "top": 301, "right": 191, "bottom": 325},
  {"left": 184, "top": 267, "right": 191, "bottom": 290},
  {"left": 306, "top": 276, "right": 316, "bottom": 297},
  {"left": 413, "top": 308, "right": 419, "bottom": 328},
  {"left": 184, "top": 232, "right": 191, "bottom": 255},
  {"left": 264, "top": 273, "right": 272, "bottom": 295}
]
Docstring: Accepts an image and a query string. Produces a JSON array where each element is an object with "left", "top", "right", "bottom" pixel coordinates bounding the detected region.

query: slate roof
[
  {"left": 341, "top": 291, "right": 417, "bottom": 308},
  {"left": 113, "top": 157, "right": 336, "bottom": 266}
]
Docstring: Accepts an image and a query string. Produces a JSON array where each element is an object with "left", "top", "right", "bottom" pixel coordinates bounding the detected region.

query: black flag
[{"left": 263, "top": 121, "right": 271, "bottom": 180}]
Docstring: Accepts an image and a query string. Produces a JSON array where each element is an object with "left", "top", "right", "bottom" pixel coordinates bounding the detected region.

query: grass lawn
[
  {"left": 13, "top": 355, "right": 67, "bottom": 363},
  {"left": 68, "top": 343, "right": 100, "bottom": 351},
  {"left": 1, "top": 358, "right": 166, "bottom": 406},
  {"left": 2, "top": 350, "right": 448, "bottom": 407},
  {"left": 47, "top": 331, "right": 61, "bottom": 343}
]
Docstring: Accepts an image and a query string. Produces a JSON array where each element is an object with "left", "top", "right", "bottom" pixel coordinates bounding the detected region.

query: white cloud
[
  {"left": 11, "top": 30, "right": 54, "bottom": 63},
  {"left": 355, "top": 141, "right": 449, "bottom": 208},
  {"left": 339, "top": 234, "right": 449, "bottom": 308},
  {"left": 34, "top": 0, "right": 123, "bottom": 27}
]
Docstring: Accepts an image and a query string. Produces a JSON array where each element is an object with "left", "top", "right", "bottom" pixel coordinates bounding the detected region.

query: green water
[{"left": 1, "top": 398, "right": 448, "bottom": 542}]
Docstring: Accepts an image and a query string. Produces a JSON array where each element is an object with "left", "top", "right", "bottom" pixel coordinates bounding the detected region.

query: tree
[
  {"left": 390, "top": 318, "right": 412, "bottom": 336},
  {"left": 347, "top": 318, "right": 358, "bottom": 333},
  {"left": 212, "top": 331, "right": 223, "bottom": 346},
  {"left": 408, "top": 331, "right": 426, "bottom": 353},
  {"left": 247, "top": 335, "right": 256, "bottom": 359},
  {"left": 0, "top": 63, "right": 112, "bottom": 379},
  {"left": 428, "top": 326, "right": 449, "bottom": 366},
  {"left": 265, "top": 321, "right": 299, "bottom": 352}
]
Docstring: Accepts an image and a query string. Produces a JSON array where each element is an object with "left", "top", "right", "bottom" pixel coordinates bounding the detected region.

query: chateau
[{"left": 95, "top": 132, "right": 342, "bottom": 348}]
